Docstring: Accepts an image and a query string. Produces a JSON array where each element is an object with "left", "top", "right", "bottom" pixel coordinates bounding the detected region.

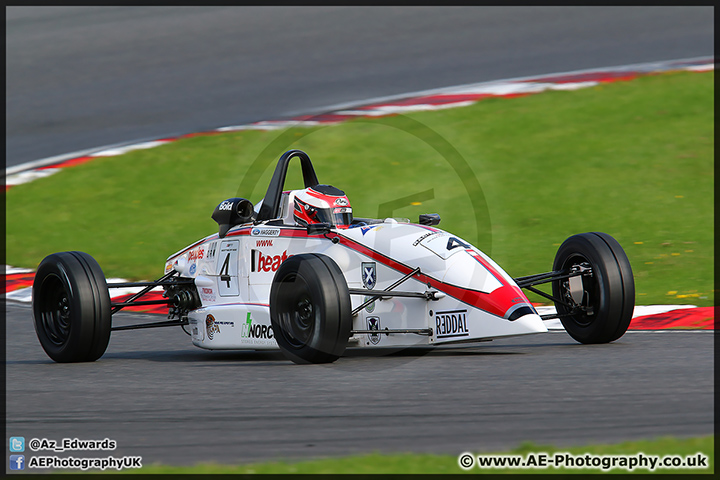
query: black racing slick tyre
[
  {"left": 552, "top": 232, "right": 635, "bottom": 344},
  {"left": 270, "top": 254, "right": 352, "bottom": 364},
  {"left": 32, "top": 251, "right": 112, "bottom": 362}
]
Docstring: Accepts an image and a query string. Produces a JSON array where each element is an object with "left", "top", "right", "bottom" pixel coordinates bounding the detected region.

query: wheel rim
[
  {"left": 276, "top": 273, "right": 316, "bottom": 349},
  {"left": 559, "top": 254, "right": 598, "bottom": 327},
  {"left": 38, "top": 274, "right": 72, "bottom": 346}
]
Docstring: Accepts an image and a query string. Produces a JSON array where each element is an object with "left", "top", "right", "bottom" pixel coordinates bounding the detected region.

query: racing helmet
[{"left": 293, "top": 185, "right": 352, "bottom": 229}]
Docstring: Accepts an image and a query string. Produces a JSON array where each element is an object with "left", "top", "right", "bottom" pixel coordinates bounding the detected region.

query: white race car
[{"left": 32, "top": 150, "right": 635, "bottom": 364}]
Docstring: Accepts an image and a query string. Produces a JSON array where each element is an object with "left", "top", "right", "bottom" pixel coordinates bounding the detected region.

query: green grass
[
  {"left": 124, "top": 435, "right": 713, "bottom": 474},
  {"left": 7, "top": 70, "right": 713, "bottom": 306}
]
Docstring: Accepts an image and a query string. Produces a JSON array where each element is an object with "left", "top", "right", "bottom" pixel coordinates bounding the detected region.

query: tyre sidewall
[
  {"left": 270, "top": 253, "right": 351, "bottom": 364},
  {"left": 552, "top": 233, "right": 624, "bottom": 343},
  {"left": 32, "top": 252, "right": 111, "bottom": 362},
  {"left": 592, "top": 232, "right": 635, "bottom": 341},
  {"left": 70, "top": 251, "right": 112, "bottom": 361}
]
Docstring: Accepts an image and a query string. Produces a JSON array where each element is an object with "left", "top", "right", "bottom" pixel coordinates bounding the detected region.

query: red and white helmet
[{"left": 293, "top": 185, "right": 352, "bottom": 229}]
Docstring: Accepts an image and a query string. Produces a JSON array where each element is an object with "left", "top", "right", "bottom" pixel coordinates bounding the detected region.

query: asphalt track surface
[
  {"left": 6, "top": 303, "right": 713, "bottom": 469},
  {"left": 6, "top": 6, "right": 714, "bottom": 168},
  {"left": 4, "top": 6, "right": 715, "bottom": 472}
]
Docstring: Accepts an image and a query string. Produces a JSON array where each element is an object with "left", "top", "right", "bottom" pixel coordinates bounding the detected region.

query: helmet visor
[{"left": 315, "top": 207, "right": 352, "bottom": 227}]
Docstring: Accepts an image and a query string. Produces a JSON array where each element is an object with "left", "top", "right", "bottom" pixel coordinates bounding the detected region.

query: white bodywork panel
[{"left": 166, "top": 219, "right": 547, "bottom": 351}]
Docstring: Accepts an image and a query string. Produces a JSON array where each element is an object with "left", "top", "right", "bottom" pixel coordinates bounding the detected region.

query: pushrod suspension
[{"left": 351, "top": 267, "right": 422, "bottom": 316}]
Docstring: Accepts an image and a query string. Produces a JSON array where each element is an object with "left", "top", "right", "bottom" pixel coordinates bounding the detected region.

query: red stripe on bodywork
[
  {"left": 232, "top": 226, "right": 530, "bottom": 318},
  {"left": 468, "top": 250, "right": 508, "bottom": 287},
  {"left": 166, "top": 235, "right": 221, "bottom": 262},
  {"left": 328, "top": 231, "right": 524, "bottom": 318}
]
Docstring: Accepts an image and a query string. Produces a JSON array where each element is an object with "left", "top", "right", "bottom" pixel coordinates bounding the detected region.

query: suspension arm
[
  {"left": 351, "top": 328, "right": 433, "bottom": 336},
  {"left": 351, "top": 267, "right": 423, "bottom": 316},
  {"left": 111, "top": 318, "right": 189, "bottom": 331},
  {"left": 107, "top": 279, "right": 193, "bottom": 288},
  {"left": 523, "top": 285, "right": 574, "bottom": 308},
  {"left": 110, "top": 270, "right": 178, "bottom": 315},
  {"left": 514, "top": 269, "right": 584, "bottom": 288},
  {"left": 110, "top": 299, "right": 174, "bottom": 308}
]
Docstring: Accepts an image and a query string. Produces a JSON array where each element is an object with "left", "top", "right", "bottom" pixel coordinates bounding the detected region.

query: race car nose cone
[
  {"left": 505, "top": 304, "right": 537, "bottom": 321},
  {"left": 513, "top": 313, "right": 548, "bottom": 334}
]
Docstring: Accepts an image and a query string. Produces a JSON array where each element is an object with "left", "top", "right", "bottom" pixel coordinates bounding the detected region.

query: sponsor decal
[
  {"left": 435, "top": 309, "right": 469, "bottom": 339},
  {"left": 200, "top": 287, "right": 216, "bottom": 302},
  {"left": 251, "top": 249, "right": 289, "bottom": 272},
  {"left": 413, "top": 230, "right": 443, "bottom": 246},
  {"left": 189, "top": 317, "right": 199, "bottom": 337},
  {"left": 255, "top": 239, "right": 274, "bottom": 247},
  {"left": 241, "top": 312, "right": 274, "bottom": 339},
  {"left": 360, "top": 225, "right": 381, "bottom": 236},
  {"left": 335, "top": 197, "right": 349, "bottom": 206},
  {"left": 206, "top": 314, "right": 220, "bottom": 340},
  {"left": 220, "top": 241, "right": 238, "bottom": 252},
  {"left": 218, "top": 200, "right": 234, "bottom": 211},
  {"left": 418, "top": 231, "right": 463, "bottom": 260},
  {"left": 251, "top": 227, "right": 281, "bottom": 237},
  {"left": 188, "top": 247, "right": 204, "bottom": 261},
  {"left": 188, "top": 263, "right": 197, "bottom": 275},
  {"left": 364, "top": 295, "right": 375, "bottom": 313},
  {"left": 367, "top": 316, "right": 381, "bottom": 345},
  {"left": 206, "top": 241, "right": 217, "bottom": 260},
  {"left": 165, "top": 263, "right": 173, "bottom": 273},
  {"left": 334, "top": 207, "right": 351, "bottom": 213},
  {"left": 362, "top": 262, "right": 377, "bottom": 290}
]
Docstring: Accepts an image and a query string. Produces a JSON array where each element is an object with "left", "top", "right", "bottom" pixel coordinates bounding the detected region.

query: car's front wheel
[{"left": 552, "top": 232, "right": 635, "bottom": 344}]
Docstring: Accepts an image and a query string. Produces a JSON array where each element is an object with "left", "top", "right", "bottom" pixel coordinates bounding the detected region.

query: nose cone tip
[{"left": 515, "top": 313, "right": 549, "bottom": 333}]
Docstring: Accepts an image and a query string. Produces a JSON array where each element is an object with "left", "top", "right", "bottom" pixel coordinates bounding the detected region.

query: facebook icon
[{"left": 9, "top": 455, "right": 25, "bottom": 470}]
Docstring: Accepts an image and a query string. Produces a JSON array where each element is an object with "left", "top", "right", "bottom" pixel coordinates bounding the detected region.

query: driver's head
[{"left": 293, "top": 185, "right": 352, "bottom": 229}]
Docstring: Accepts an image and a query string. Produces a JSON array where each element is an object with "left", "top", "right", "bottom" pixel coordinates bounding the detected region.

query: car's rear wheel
[
  {"left": 552, "top": 232, "right": 635, "bottom": 344},
  {"left": 270, "top": 253, "right": 351, "bottom": 364},
  {"left": 32, "top": 251, "right": 112, "bottom": 362}
]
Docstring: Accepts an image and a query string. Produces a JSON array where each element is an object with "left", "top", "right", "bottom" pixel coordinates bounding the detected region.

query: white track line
[{"left": 6, "top": 56, "right": 713, "bottom": 177}]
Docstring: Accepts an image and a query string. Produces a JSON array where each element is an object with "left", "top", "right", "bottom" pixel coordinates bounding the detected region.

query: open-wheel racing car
[{"left": 32, "top": 150, "right": 635, "bottom": 364}]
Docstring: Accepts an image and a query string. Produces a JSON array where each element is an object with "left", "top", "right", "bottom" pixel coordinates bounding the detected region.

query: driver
[{"left": 293, "top": 185, "right": 353, "bottom": 229}]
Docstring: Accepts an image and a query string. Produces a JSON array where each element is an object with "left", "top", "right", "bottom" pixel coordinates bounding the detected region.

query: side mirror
[
  {"left": 419, "top": 213, "right": 441, "bottom": 226},
  {"left": 307, "top": 223, "right": 332, "bottom": 235},
  {"left": 212, "top": 198, "right": 255, "bottom": 238}
]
